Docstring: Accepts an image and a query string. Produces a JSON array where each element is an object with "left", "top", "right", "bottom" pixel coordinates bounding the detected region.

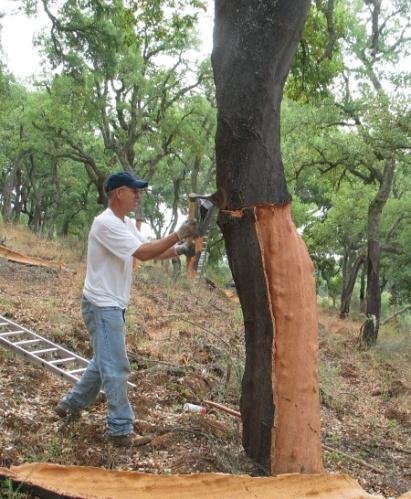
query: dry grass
[
  {"left": 0, "top": 222, "right": 410, "bottom": 498},
  {"left": 0, "top": 222, "right": 85, "bottom": 265}
]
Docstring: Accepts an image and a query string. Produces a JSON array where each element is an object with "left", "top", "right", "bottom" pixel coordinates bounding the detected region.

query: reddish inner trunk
[{"left": 254, "top": 204, "right": 323, "bottom": 474}]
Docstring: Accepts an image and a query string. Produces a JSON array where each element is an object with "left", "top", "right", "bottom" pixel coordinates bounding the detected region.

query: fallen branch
[
  {"left": 381, "top": 304, "right": 411, "bottom": 325},
  {"left": 203, "top": 399, "right": 241, "bottom": 418},
  {"left": 127, "top": 351, "right": 194, "bottom": 371},
  {"left": 323, "top": 444, "right": 384, "bottom": 474}
]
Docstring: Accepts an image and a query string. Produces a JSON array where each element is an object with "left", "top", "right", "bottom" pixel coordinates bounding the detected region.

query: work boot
[
  {"left": 55, "top": 401, "right": 81, "bottom": 419},
  {"left": 107, "top": 432, "right": 152, "bottom": 448}
]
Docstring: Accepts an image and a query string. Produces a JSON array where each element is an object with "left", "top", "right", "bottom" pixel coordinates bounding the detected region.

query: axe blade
[{"left": 188, "top": 188, "right": 228, "bottom": 210}]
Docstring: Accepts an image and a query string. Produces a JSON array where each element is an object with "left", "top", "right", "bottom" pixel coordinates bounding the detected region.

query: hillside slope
[{"left": 0, "top": 225, "right": 409, "bottom": 497}]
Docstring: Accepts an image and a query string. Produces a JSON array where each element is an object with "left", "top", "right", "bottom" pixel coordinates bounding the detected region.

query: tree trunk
[
  {"left": 83, "top": 161, "right": 106, "bottom": 205},
  {"left": 360, "top": 160, "right": 395, "bottom": 347},
  {"left": 212, "top": 0, "right": 323, "bottom": 474},
  {"left": 1, "top": 165, "right": 15, "bottom": 223},
  {"left": 167, "top": 178, "right": 182, "bottom": 236},
  {"left": 61, "top": 218, "right": 70, "bottom": 236},
  {"left": 12, "top": 165, "right": 23, "bottom": 223},
  {"left": 1, "top": 154, "right": 24, "bottom": 223},
  {"left": 339, "top": 253, "right": 366, "bottom": 318},
  {"left": 359, "top": 262, "right": 366, "bottom": 313},
  {"left": 31, "top": 202, "right": 42, "bottom": 233}
]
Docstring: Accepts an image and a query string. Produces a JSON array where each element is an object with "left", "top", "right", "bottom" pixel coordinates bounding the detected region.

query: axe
[{"left": 188, "top": 188, "right": 228, "bottom": 237}]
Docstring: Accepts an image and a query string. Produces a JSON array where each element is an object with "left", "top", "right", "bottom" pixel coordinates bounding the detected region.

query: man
[{"left": 56, "top": 171, "right": 196, "bottom": 447}]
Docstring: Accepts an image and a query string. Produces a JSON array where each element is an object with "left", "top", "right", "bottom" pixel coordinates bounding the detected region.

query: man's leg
[
  {"left": 57, "top": 297, "right": 102, "bottom": 414},
  {"left": 93, "top": 306, "right": 134, "bottom": 437}
]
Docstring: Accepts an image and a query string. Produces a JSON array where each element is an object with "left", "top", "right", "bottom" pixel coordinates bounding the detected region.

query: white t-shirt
[{"left": 83, "top": 208, "right": 146, "bottom": 308}]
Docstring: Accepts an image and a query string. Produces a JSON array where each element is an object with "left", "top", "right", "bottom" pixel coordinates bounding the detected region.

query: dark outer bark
[
  {"left": 212, "top": 0, "right": 310, "bottom": 468},
  {"left": 83, "top": 161, "right": 106, "bottom": 205},
  {"left": 12, "top": 166, "right": 23, "bottom": 223},
  {"left": 219, "top": 209, "right": 274, "bottom": 468},
  {"left": 212, "top": 0, "right": 309, "bottom": 209},
  {"left": 340, "top": 252, "right": 348, "bottom": 299},
  {"left": 339, "top": 253, "right": 366, "bottom": 318},
  {"left": 361, "top": 160, "right": 395, "bottom": 347},
  {"left": 135, "top": 192, "right": 146, "bottom": 224},
  {"left": 1, "top": 154, "right": 24, "bottom": 223},
  {"left": 1, "top": 167, "right": 15, "bottom": 223},
  {"left": 359, "top": 263, "right": 367, "bottom": 314}
]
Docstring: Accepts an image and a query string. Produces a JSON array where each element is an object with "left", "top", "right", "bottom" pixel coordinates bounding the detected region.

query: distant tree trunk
[
  {"left": 212, "top": 0, "right": 323, "bottom": 474},
  {"left": 45, "top": 158, "right": 60, "bottom": 239},
  {"left": 339, "top": 253, "right": 366, "bottom": 318},
  {"left": 360, "top": 160, "right": 395, "bottom": 347},
  {"left": 340, "top": 251, "right": 348, "bottom": 297},
  {"left": 26, "top": 154, "right": 42, "bottom": 233},
  {"left": 12, "top": 165, "right": 23, "bottom": 223},
  {"left": 84, "top": 161, "right": 106, "bottom": 205},
  {"left": 359, "top": 262, "right": 367, "bottom": 313},
  {"left": 190, "top": 157, "right": 201, "bottom": 193},
  {"left": 167, "top": 178, "right": 182, "bottom": 236},
  {"left": 1, "top": 165, "right": 15, "bottom": 223},
  {"left": 61, "top": 218, "right": 70, "bottom": 236},
  {"left": 171, "top": 257, "right": 181, "bottom": 279},
  {"left": 1, "top": 155, "right": 24, "bottom": 223},
  {"left": 31, "top": 200, "right": 42, "bottom": 233}
]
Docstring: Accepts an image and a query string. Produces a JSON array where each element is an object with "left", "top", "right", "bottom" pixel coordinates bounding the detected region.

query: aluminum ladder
[
  {"left": 0, "top": 314, "right": 135, "bottom": 388},
  {"left": 195, "top": 234, "right": 209, "bottom": 280}
]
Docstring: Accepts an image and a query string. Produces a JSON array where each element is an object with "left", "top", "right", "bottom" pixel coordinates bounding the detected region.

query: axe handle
[{"left": 187, "top": 198, "right": 198, "bottom": 245}]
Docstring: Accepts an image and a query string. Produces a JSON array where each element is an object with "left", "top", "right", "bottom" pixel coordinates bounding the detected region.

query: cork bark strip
[
  {"left": 0, "top": 464, "right": 382, "bottom": 498},
  {"left": 254, "top": 204, "right": 324, "bottom": 474}
]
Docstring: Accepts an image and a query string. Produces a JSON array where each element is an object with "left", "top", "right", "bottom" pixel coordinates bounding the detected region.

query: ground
[{"left": 0, "top": 225, "right": 410, "bottom": 498}]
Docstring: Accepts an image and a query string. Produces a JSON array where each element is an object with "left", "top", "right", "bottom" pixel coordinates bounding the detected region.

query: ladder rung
[
  {"left": 0, "top": 313, "right": 136, "bottom": 390},
  {"left": 0, "top": 330, "right": 25, "bottom": 337},
  {"left": 32, "top": 347, "right": 58, "bottom": 355},
  {"left": 14, "top": 339, "right": 41, "bottom": 346},
  {"left": 49, "top": 357, "right": 76, "bottom": 365},
  {"left": 67, "top": 367, "right": 87, "bottom": 374}
]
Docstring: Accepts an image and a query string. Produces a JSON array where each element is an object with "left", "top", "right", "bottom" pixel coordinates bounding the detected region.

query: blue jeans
[{"left": 60, "top": 296, "right": 134, "bottom": 436}]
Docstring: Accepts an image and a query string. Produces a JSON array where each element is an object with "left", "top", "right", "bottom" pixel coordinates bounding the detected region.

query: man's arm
[
  {"left": 133, "top": 233, "right": 179, "bottom": 261},
  {"left": 133, "top": 221, "right": 197, "bottom": 261},
  {"left": 153, "top": 246, "right": 179, "bottom": 260}
]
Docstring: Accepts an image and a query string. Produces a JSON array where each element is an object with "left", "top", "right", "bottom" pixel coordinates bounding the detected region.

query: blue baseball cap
[{"left": 104, "top": 171, "right": 148, "bottom": 193}]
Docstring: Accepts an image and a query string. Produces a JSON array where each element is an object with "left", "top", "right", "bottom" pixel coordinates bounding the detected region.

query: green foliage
[
  {"left": 1, "top": 0, "right": 410, "bottom": 307},
  {"left": 287, "top": 0, "right": 347, "bottom": 100}
]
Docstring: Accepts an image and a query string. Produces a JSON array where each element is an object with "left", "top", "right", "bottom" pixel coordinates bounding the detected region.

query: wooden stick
[
  {"left": 127, "top": 351, "right": 194, "bottom": 370},
  {"left": 197, "top": 400, "right": 400, "bottom": 474},
  {"left": 322, "top": 444, "right": 385, "bottom": 474},
  {"left": 203, "top": 399, "right": 241, "bottom": 418}
]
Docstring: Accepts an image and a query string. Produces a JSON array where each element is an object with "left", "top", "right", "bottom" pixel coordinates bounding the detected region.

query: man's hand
[
  {"left": 175, "top": 221, "right": 197, "bottom": 241},
  {"left": 175, "top": 242, "right": 195, "bottom": 257}
]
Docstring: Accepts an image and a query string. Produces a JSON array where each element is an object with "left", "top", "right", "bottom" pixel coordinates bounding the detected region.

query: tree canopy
[{"left": 0, "top": 0, "right": 410, "bottom": 337}]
